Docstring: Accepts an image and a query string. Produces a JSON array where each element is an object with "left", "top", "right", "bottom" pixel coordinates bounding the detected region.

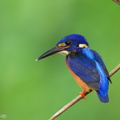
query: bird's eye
[{"left": 65, "top": 40, "right": 72, "bottom": 46}]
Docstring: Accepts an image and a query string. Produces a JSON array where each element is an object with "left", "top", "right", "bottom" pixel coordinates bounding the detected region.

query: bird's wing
[
  {"left": 92, "top": 50, "right": 111, "bottom": 83},
  {"left": 66, "top": 52, "right": 101, "bottom": 90}
]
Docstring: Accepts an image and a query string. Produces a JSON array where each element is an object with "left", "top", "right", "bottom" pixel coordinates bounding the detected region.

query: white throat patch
[{"left": 59, "top": 50, "right": 70, "bottom": 56}]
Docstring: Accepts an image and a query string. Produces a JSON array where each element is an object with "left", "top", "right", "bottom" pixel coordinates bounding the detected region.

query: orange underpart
[
  {"left": 80, "top": 91, "right": 86, "bottom": 99},
  {"left": 66, "top": 61, "right": 93, "bottom": 100}
]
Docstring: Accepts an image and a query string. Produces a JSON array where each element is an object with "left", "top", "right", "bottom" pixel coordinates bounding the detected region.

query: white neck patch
[
  {"left": 59, "top": 50, "right": 70, "bottom": 56},
  {"left": 79, "top": 44, "right": 88, "bottom": 48}
]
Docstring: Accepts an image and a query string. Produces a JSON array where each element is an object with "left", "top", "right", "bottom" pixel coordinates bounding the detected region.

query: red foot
[{"left": 79, "top": 91, "right": 86, "bottom": 99}]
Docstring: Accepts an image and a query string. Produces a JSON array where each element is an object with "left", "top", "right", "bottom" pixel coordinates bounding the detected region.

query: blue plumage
[
  {"left": 36, "top": 34, "right": 111, "bottom": 103},
  {"left": 95, "top": 61, "right": 109, "bottom": 102},
  {"left": 67, "top": 48, "right": 109, "bottom": 102},
  {"left": 57, "top": 34, "right": 89, "bottom": 47}
]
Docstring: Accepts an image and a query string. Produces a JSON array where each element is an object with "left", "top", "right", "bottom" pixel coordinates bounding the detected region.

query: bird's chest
[
  {"left": 66, "top": 53, "right": 85, "bottom": 66},
  {"left": 66, "top": 54, "right": 92, "bottom": 91}
]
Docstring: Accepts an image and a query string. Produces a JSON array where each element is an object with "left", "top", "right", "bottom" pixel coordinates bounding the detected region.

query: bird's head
[{"left": 36, "top": 34, "right": 89, "bottom": 61}]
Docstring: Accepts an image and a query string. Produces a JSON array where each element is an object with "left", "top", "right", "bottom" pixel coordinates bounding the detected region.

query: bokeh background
[{"left": 0, "top": 0, "right": 120, "bottom": 120}]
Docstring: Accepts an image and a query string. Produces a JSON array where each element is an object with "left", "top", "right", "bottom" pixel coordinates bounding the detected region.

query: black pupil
[{"left": 65, "top": 40, "right": 72, "bottom": 46}]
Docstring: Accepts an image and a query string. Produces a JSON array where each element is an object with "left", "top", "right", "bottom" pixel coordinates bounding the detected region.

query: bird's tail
[{"left": 97, "top": 91, "right": 109, "bottom": 103}]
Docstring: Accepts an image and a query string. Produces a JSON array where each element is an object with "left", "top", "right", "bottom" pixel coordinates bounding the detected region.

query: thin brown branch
[
  {"left": 49, "top": 64, "right": 120, "bottom": 120},
  {"left": 113, "top": 0, "right": 120, "bottom": 5},
  {"left": 109, "top": 64, "right": 120, "bottom": 77}
]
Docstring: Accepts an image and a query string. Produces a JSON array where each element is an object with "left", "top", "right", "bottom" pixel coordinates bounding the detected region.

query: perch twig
[
  {"left": 49, "top": 64, "right": 120, "bottom": 120},
  {"left": 113, "top": 0, "right": 120, "bottom": 5}
]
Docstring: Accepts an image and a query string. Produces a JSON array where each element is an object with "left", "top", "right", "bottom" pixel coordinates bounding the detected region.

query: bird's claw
[{"left": 79, "top": 91, "right": 86, "bottom": 99}]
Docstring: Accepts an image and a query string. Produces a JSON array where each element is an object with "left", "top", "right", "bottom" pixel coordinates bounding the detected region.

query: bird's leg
[{"left": 79, "top": 91, "right": 86, "bottom": 99}]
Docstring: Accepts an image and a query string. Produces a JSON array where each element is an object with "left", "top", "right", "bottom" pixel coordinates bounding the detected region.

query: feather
[{"left": 66, "top": 48, "right": 110, "bottom": 102}]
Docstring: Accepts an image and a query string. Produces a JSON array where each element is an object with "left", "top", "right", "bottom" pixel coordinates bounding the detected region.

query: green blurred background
[{"left": 0, "top": 0, "right": 120, "bottom": 120}]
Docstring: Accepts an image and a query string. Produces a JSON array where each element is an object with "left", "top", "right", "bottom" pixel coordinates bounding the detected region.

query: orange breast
[{"left": 66, "top": 61, "right": 92, "bottom": 92}]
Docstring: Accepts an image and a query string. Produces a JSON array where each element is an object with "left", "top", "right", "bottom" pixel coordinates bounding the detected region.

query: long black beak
[{"left": 36, "top": 46, "right": 65, "bottom": 61}]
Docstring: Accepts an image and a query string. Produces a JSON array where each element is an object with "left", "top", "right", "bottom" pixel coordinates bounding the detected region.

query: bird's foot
[{"left": 79, "top": 91, "right": 86, "bottom": 99}]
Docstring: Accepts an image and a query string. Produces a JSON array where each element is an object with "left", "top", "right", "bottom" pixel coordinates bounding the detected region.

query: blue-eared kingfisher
[{"left": 36, "top": 34, "right": 111, "bottom": 103}]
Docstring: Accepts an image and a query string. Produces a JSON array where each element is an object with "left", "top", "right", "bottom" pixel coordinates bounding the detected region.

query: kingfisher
[{"left": 36, "top": 34, "right": 111, "bottom": 103}]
